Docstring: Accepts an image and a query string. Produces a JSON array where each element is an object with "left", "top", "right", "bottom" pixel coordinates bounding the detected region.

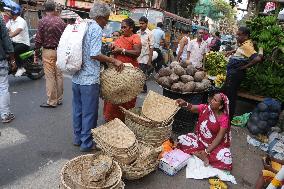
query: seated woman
[
  {"left": 255, "top": 155, "right": 284, "bottom": 189},
  {"left": 176, "top": 92, "right": 232, "bottom": 171},
  {"left": 103, "top": 18, "right": 141, "bottom": 122}
]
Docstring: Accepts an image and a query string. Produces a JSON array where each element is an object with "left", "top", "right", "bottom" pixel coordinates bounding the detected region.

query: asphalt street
[{"left": 0, "top": 75, "right": 263, "bottom": 189}]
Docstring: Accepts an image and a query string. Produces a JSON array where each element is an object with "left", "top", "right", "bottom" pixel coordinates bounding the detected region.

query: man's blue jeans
[
  {"left": 72, "top": 83, "right": 100, "bottom": 150},
  {"left": 0, "top": 60, "right": 11, "bottom": 119}
]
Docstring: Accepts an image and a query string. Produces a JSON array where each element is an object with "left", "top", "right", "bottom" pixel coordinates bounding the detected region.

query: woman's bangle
[{"left": 205, "top": 149, "right": 210, "bottom": 155}]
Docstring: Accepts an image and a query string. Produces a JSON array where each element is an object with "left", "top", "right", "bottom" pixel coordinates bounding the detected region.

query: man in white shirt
[
  {"left": 137, "top": 16, "right": 154, "bottom": 93},
  {"left": 6, "top": 5, "right": 30, "bottom": 77},
  {"left": 152, "top": 22, "right": 166, "bottom": 72},
  {"left": 187, "top": 29, "right": 208, "bottom": 69}
]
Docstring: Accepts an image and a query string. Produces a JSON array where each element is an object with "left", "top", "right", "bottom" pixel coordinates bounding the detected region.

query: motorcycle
[{"left": 8, "top": 44, "right": 44, "bottom": 80}]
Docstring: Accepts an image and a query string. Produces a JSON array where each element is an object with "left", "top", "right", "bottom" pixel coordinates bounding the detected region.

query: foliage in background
[{"left": 242, "top": 16, "right": 284, "bottom": 102}]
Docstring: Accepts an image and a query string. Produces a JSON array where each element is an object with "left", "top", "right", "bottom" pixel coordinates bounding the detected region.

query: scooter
[{"left": 9, "top": 44, "right": 44, "bottom": 80}]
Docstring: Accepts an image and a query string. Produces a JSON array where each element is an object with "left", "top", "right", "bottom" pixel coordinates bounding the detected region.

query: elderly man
[
  {"left": 34, "top": 1, "right": 66, "bottom": 108},
  {"left": 0, "top": 16, "right": 15, "bottom": 123},
  {"left": 137, "top": 16, "right": 154, "bottom": 93},
  {"left": 72, "top": 2, "right": 123, "bottom": 152},
  {"left": 187, "top": 29, "right": 209, "bottom": 69}
]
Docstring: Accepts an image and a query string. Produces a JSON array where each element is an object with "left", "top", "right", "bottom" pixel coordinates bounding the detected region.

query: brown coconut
[
  {"left": 171, "top": 82, "right": 184, "bottom": 92},
  {"left": 180, "top": 75, "right": 194, "bottom": 83},
  {"left": 173, "top": 66, "right": 186, "bottom": 76},
  {"left": 201, "top": 79, "right": 211, "bottom": 89},
  {"left": 157, "top": 76, "right": 171, "bottom": 88},
  {"left": 158, "top": 67, "right": 172, "bottom": 77},
  {"left": 170, "top": 61, "right": 180, "bottom": 69},
  {"left": 186, "top": 65, "right": 197, "bottom": 76},
  {"left": 182, "top": 82, "right": 196, "bottom": 93},
  {"left": 194, "top": 71, "right": 206, "bottom": 82},
  {"left": 194, "top": 82, "right": 206, "bottom": 92},
  {"left": 169, "top": 73, "right": 179, "bottom": 83}
]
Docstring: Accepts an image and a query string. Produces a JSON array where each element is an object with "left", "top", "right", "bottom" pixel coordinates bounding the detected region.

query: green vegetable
[{"left": 204, "top": 52, "right": 228, "bottom": 76}]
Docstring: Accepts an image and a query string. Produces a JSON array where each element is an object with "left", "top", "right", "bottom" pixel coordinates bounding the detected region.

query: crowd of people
[{"left": 0, "top": 1, "right": 269, "bottom": 185}]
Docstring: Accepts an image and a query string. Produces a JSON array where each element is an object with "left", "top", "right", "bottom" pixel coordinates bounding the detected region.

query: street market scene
[{"left": 0, "top": 0, "right": 284, "bottom": 188}]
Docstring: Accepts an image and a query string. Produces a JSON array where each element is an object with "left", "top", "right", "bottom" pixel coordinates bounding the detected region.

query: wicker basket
[
  {"left": 60, "top": 153, "right": 123, "bottom": 189},
  {"left": 123, "top": 107, "right": 173, "bottom": 147},
  {"left": 120, "top": 142, "right": 162, "bottom": 180},
  {"left": 100, "top": 64, "right": 146, "bottom": 104},
  {"left": 92, "top": 118, "right": 139, "bottom": 165},
  {"left": 142, "top": 90, "right": 180, "bottom": 123}
]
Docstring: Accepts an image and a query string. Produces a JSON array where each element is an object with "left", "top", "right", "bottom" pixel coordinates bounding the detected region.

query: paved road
[{"left": 0, "top": 76, "right": 263, "bottom": 189}]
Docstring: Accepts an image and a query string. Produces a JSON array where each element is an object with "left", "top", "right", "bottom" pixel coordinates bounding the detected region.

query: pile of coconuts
[{"left": 155, "top": 61, "right": 211, "bottom": 93}]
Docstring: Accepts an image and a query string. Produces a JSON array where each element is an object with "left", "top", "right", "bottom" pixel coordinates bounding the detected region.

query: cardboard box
[{"left": 159, "top": 149, "right": 190, "bottom": 176}]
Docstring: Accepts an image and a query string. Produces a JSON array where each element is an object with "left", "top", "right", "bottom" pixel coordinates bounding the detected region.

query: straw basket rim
[
  {"left": 60, "top": 153, "right": 122, "bottom": 189},
  {"left": 92, "top": 118, "right": 136, "bottom": 149},
  {"left": 100, "top": 65, "right": 146, "bottom": 104},
  {"left": 142, "top": 90, "right": 180, "bottom": 122}
]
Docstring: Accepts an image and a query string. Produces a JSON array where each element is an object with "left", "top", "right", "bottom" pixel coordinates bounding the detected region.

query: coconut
[
  {"left": 182, "top": 82, "right": 196, "bottom": 93},
  {"left": 201, "top": 79, "right": 211, "bottom": 89},
  {"left": 173, "top": 66, "right": 186, "bottom": 76},
  {"left": 180, "top": 75, "right": 194, "bottom": 83},
  {"left": 171, "top": 82, "right": 184, "bottom": 92},
  {"left": 194, "top": 71, "right": 206, "bottom": 82},
  {"left": 158, "top": 67, "right": 172, "bottom": 77},
  {"left": 157, "top": 76, "right": 171, "bottom": 88},
  {"left": 194, "top": 82, "right": 205, "bottom": 92},
  {"left": 185, "top": 65, "right": 197, "bottom": 76},
  {"left": 170, "top": 61, "right": 180, "bottom": 69},
  {"left": 169, "top": 73, "right": 179, "bottom": 83}
]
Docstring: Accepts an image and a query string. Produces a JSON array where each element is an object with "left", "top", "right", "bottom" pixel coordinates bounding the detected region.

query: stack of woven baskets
[
  {"left": 60, "top": 153, "right": 124, "bottom": 189},
  {"left": 122, "top": 91, "right": 180, "bottom": 147},
  {"left": 92, "top": 118, "right": 162, "bottom": 180},
  {"left": 92, "top": 118, "right": 139, "bottom": 165}
]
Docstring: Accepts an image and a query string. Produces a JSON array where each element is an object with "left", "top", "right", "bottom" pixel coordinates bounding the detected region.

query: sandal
[{"left": 40, "top": 102, "right": 56, "bottom": 108}]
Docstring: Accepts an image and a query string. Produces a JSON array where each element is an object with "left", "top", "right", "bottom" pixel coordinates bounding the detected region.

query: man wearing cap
[{"left": 34, "top": 1, "right": 66, "bottom": 108}]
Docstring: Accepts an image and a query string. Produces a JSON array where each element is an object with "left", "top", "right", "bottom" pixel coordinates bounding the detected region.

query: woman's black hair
[
  {"left": 122, "top": 18, "right": 135, "bottom": 30},
  {"left": 238, "top": 26, "right": 250, "bottom": 37},
  {"left": 215, "top": 31, "right": 220, "bottom": 37},
  {"left": 208, "top": 90, "right": 225, "bottom": 112}
]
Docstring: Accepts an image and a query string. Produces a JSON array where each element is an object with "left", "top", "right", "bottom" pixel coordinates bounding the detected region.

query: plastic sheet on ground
[
  {"left": 247, "top": 135, "right": 269, "bottom": 152},
  {"left": 186, "top": 155, "right": 237, "bottom": 184}
]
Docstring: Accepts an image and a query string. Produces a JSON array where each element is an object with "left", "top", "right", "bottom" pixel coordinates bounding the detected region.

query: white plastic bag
[{"left": 56, "top": 21, "right": 88, "bottom": 75}]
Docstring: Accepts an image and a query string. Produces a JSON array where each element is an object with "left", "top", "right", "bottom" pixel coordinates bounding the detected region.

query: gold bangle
[{"left": 205, "top": 149, "right": 210, "bottom": 155}]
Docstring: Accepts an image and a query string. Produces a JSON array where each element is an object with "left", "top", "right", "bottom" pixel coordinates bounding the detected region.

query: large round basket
[
  {"left": 92, "top": 118, "right": 139, "bottom": 164},
  {"left": 122, "top": 107, "right": 173, "bottom": 147},
  {"left": 60, "top": 153, "right": 124, "bottom": 189},
  {"left": 120, "top": 142, "right": 162, "bottom": 180},
  {"left": 141, "top": 91, "right": 180, "bottom": 123},
  {"left": 100, "top": 65, "right": 146, "bottom": 104}
]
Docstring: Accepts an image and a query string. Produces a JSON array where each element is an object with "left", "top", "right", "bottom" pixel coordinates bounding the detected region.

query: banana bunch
[
  {"left": 205, "top": 52, "right": 228, "bottom": 76},
  {"left": 214, "top": 74, "right": 226, "bottom": 88}
]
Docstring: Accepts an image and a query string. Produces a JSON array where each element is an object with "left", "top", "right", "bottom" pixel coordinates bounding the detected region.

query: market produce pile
[
  {"left": 247, "top": 98, "right": 282, "bottom": 135},
  {"left": 204, "top": 51, "right": 228, "bottom": 76},
  {"left": 243, "top": 16, "right": 284, "bottom": 102},
  {"left": 156, "top": 61, "right": 211, "bottom": 93}
]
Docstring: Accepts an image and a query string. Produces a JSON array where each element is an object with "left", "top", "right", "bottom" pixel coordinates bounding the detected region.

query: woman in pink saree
[{"left": 176, "top": 92, "right": 232, "bottom": 171}]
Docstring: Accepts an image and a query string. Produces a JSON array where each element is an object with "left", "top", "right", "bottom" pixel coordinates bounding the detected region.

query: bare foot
[{"left": 193, "top": 151, "right": 209, "bottom": 166}]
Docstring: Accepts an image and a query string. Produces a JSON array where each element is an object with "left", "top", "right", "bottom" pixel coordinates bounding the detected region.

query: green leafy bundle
[
  {"left": 204, "top": 52, "right": 228, "bottom": 76},
  {"left": 242, "top": 16, "right": 284, "bottom": 102}
]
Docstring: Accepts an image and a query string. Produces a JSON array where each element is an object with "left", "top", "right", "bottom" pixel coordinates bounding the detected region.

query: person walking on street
[
  {"left": 223, "top": 27, "right": 262, "bottom": 120},
  {"left": 72, "top": 2, "right": 123, "bottom": 152},
  {"left": 34, "top": 1, "right": 66, "bottom": 108},
  {"left": 6, "top": 4, "right": 30, "bottom": 77},
  {"left": 137, "top": 16, "right": 154, "bottom": 93},
  {"left": 187, "top": 29, "right": 209, "bottom": 69},
  {"left": 0, "top": 16, "right": 15, "bottom": 123},
  {"left": 176, "top": 28, "right": 190, "bottom": 64},
  {"left": 152, "top": 22, "right": 166, "bottom": 72}
]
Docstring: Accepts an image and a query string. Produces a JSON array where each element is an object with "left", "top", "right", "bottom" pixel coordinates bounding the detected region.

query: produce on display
[
  {"left": 156, "top": 62, "right": 211, "bottom": 93},
  {"left": 214, "top": 74, "right": 226, "bottom": 88},
  {"left": 243, "top": 16, "right": 284, "bottom": 102},
  {"left": 204, "top": 51, "right": 228, "bottom": 76},
  {"left": 247, "top": 98, "right": 281, "bottom": 135}
]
